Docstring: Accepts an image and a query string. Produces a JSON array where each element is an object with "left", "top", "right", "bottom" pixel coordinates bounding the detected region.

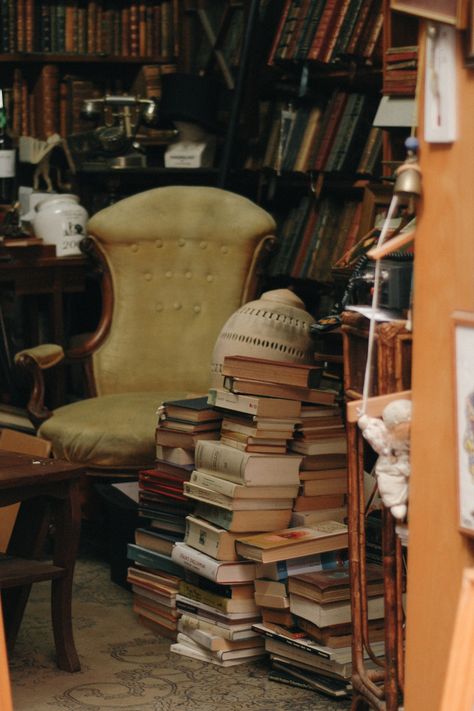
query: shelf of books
[{"left": 125, "top": 353, "right": 391, "bottom": 700}]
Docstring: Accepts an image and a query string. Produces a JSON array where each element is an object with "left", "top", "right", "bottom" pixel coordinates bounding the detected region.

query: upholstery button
[
  {"left": 199, "top": 241, "right": 208, "bottom": 249},
  {"left": 155, "top": 303, "right": 163, "bottom": 312},
  {"left": 194, "top": 305, "right": 201, "bottom": 313},
  {"left": 206, "top": 274, "right": 213, "bottom": 282},
  {"left": 131, "top": 244, "right": 139, "bottom": 252},
  {"left": 178, "top": 239, "right": 186, "bottom": 247},
  {"left": 165, "top": 271, "right": 172, "bottom": 278},
  {"left": 221, "top": 246, "right": 228, "bottom": 254},
  {"left": 145, "top": 273, "right": 152, "bottom": 281},
  {"left": 155, "top": 239, "right": 163, "bottom": 248},
  {"left": 185, "top": 271, "right": 192, "bottom": 279},
  {"left": 174, "top": 302, "right": 182, "bottom": 310}
]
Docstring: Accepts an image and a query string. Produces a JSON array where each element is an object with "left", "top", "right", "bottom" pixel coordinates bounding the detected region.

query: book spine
[
  {"left": 307, "top": 0, "right": 339, "bottom": 61},
  {"left": 267, "top": 0, "right": 292, "bottom": 65},
  {"left": 171, "top": 543, "right": 221, "bottom": 583},
  {"left": 16, "top": 0, "right": 24, "bottom": 52},
  {"left": 344, "top": 0, "right": 373, "bottom": 56},
  {"left": 195, "top": 441, "right": 248, "bottom": 482},
  {"left": 190, "top": 470, "right": 241, "bottom": 498},
  {"left": 254, "top": 625, "right": 333, "bottom": 660},
  {"left": 127, "top": 543, "right": 185, "bottom": 576},
  {"left": 24, "top": 0, "right": 35, "bottom": 51},
  {"left": 179, "top": 580, "right": 231, "bottom": 613}
]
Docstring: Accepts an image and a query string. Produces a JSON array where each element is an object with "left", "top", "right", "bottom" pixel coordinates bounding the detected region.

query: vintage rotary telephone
[{"left": 68, "top": 94, "right": 160, "bottom": 168}]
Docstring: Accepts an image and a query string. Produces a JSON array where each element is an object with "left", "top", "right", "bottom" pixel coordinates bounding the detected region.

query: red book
[
  {"left": 268, "top": 0, "right": 292, "bottom": 65},
  {"left": 307, "top": 0, "right": 343, "bottom": 62}
]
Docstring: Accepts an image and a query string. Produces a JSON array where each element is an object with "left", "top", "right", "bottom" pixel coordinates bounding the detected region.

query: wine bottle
[{"left": 0, "top": 90, "right": 16, "bottom": 206}]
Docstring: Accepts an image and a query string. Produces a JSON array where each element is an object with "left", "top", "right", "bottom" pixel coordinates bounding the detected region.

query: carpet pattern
[{"left": 9, "top": 554, "right": 351, "bottom": 711}]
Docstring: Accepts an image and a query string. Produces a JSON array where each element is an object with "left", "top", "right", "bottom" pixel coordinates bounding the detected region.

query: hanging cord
[{"left": 360, "top": 194, "right": 401, "bottom": 415}]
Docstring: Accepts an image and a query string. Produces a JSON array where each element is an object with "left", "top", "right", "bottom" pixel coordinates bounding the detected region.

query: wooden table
[{"left": 0, "top": 451, "right": 83, "bottom": 672}]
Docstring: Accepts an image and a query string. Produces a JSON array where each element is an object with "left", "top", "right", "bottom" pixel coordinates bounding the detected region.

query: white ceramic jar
[{"left": 32, "top": 194, "right": 88, "bottom": 257}]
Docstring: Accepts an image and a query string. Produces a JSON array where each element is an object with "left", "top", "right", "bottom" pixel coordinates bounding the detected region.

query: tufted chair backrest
[{"left": 86, "top": 186, "right": 276, "bottom": 397}]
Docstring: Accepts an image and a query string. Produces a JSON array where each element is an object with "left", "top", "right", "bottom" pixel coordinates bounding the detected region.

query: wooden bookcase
[{"left": 341, "top": 310, "right": 412, "bottom": 711}]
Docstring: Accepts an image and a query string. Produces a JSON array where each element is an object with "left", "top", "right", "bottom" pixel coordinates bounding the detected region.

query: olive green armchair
[{"left": 15, "top": 186, "right": 275, "bottom": 473}]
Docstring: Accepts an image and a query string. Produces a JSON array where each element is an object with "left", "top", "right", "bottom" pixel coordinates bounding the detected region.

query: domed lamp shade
[{"left": 210, "top": 288, "right": 316, "bottom": 388}]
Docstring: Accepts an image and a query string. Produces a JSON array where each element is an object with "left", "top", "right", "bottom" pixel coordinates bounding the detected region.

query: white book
[
  {"left": 177, "top": 611, "right": 258, "bottom": 640},
  {"left": 183, "top": 481, "right": 293, "bottom": 510},
  {"left": 176, "top": 632, "right": 266, "bottom": 662},
  {"left": 171, "top": 541, "right": 256, "bottom": 584},
  {"left": 177, "top": 618, "right": 263, "bottom": 651},
  {"left": 194, "top": 440, "right": 302, "bottom": 486},
  {"left": 190, "top": 469, "right": 299, "bottom": 499}
]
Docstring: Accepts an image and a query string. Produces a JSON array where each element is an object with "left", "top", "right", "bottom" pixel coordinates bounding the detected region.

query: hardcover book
[
  {"left": 223, "top": 375, "right": 338, "bottom": 406},
  {"left": 208, "top": 388, "right": 301, "bottom": 419},
  {"left": 194, "top": 440, "right": 301, "bottom": 487},
  {"left": 288, "top": 564, "right": 384, "bottom": 604},
  {"left": 190, "top": 469, "right": 299, "bottom": 500},
  {"left": 221, "top": 355, "right": 322, "bottom": 389},
  {"left": 183, "top": 481, "right": 294, "bottom": 511},
  {"left": 184, "top": 514, "right": 246, "bottom": 561},
  {"left": 193, "top": 501, "right": 293, "bottom": 533},
  {"left": 235, "top": 521, "right": 349, "bottom": 564},
  {"left": 171, "top": 542, "right": 257, "bottom": 584}
]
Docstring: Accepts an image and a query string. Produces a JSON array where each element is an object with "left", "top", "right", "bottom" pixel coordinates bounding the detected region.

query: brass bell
[{"left": 394, "top": 137, "right": 422, "bottom": 205}]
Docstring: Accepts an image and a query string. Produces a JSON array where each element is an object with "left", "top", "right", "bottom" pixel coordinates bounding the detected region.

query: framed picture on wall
[
  {"left": 452, "top": 311, "right": 474, "bottom": 536},
  {"left": 390, "top": 0, "right": 467, "bottom": 27}
]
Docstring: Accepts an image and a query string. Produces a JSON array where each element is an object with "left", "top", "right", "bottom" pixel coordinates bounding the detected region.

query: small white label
[{"left": 0, "top": 150, "right": 15, "bottom": 178}]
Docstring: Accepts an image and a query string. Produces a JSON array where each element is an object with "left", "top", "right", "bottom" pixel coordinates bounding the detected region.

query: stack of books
[
  {"left": 383, "top": 44, "right": 419, "bottom": 96},
  {"left": 139, "top": 396, "right": 223, "bottom": 536},
  {"left": 169, "top": 542, "right": 265, "bottom": 666},
  {"left": 126, "top": 542, "right": 186, "bottom": 639},
  {"left": 254, "top": 550, "right": 348, "bottom": 631},
  {"left": 129, "top": 397, "right": 223, "bottom": 639},
  {"left": 251, "top": 563, "right": 386, "bottom": 697},
  {"left": 290, "top": 403, "right": 348, "bottom": 515}
]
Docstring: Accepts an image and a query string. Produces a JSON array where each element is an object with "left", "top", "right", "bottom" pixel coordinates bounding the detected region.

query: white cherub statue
[{"left": 358, "top": 398, "right": 412, "bottom": 520}]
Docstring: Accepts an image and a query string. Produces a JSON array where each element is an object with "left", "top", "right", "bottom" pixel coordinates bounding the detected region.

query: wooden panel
[{"left": 404, "top": 29, "right": 474, "bottom": 711}]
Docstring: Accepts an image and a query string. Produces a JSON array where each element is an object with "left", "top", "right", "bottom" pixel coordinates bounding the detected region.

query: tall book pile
[
  {"left": 268, "top": 0, "right": 384, "bottom": 67},
  {"left": 169, "top": 358, "right": 324, "bottom": 666},
  {"left": 127, "top": 396, "right": 222, "bottom": 639}
]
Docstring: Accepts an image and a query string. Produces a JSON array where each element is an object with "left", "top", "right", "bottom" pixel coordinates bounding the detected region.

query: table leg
[
  {"left": 2, "top": 497, "right": 50, "bottom": 650},
  {"left": 50, "top": 480, "right": 81, "bottom": 672}
]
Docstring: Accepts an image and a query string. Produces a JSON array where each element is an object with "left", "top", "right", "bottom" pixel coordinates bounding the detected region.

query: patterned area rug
[{"left": 9, "top": 552, "right": 351, "bottom": 711}]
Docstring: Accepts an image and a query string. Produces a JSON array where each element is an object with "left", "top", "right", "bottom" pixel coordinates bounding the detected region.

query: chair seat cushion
[{"left": 38, "top": 391, "right": 191, "bottom": 469}]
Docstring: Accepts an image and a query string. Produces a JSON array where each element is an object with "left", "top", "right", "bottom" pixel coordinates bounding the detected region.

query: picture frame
[
  {"left": 390, "top": 0, "right": 468, "bottom": 27},
  {"left": 452, "top": 311, "right": 474, "bottom": 537}
]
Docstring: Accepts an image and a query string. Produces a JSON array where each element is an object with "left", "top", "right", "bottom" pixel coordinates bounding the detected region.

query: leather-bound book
[
  {"left": 129, "top": 2, "right": 139, "bottom": 57},
  {"left": 86, "top": 0, "right": 97, "bottom": 53}
]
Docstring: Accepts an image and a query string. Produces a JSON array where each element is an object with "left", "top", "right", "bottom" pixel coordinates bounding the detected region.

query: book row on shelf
[
  {"left": 8, "top": 61, "right": 176, "bottom": 140},
  {"left": 268, "top": 0, "right": 384, "bottom": 67},
  {"left": 268, "top": 194, "right": 362, "bottom": 282},
  {"left": 0, "top": 0, "right": 179, "bottom": 59},
  {"left": 244, "top": 91, "right": 382, "bottom": 177},
  {"left": 123, "top": 354, "right": 393, "bottom": 699}
]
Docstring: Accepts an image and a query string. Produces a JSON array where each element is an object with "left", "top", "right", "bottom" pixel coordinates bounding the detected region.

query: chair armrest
[{"left": 14, "top": 344, "right": 65, "bottom": 426}]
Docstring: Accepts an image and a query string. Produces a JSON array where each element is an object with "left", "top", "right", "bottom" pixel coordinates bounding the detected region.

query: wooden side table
[
  {"left": 341, "top": 311, "right": 412, "bottom": 711},
  {"left": 0, "top": 451, "right": 83, "bottom": 672}
]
